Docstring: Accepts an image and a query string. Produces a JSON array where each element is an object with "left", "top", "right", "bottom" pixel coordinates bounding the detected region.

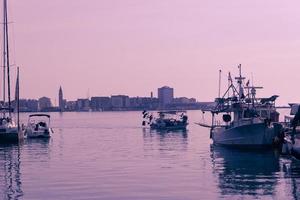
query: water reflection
[
  {"left": 0, "top": 144, "right": 23, "bottom": 200},
  {"left": 211, "top": 145, "right": 280, "bottom": 197},
  {"left": 142, "top": 128, "right": 188, "bottom": 152},
  {"left": 24, "top": 138, "right": 51, "bottom": 162},
  {"left": 142, "top": 128, "right": 188, "bottom": 139},
  {"left": 281, "top": 157, "right": 300, "bottom": 199}
]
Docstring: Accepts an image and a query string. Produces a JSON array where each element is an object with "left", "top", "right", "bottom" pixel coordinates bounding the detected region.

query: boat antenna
[
  {"left": 236, "top": 64, "right": 245, "bottom": 101},
  {"left": 227, "top": 72, "right": 231, "bottom": 98},
  {"left": 218, "top": 69, "right": 222, "bottom": 98}
]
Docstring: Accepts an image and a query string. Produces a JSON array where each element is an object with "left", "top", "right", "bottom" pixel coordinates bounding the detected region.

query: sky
[{"left": 2, "top": 0, "right": 300, "bottom": 105}]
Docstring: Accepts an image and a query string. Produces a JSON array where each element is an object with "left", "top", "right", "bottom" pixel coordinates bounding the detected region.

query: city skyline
[
  {"left": 4, "top": 0, "right": 300, "bottom": 105},
  {"left": 16, "top": 85, "right": 200, "bottom": 112},
  {"left": 24, "top": 85, "right": 198, "bottom": 107}
]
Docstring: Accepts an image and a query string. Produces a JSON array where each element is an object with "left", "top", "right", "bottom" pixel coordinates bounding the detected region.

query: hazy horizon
[{"left": 2, "top": 0, "right": 300, "bottom": 105}]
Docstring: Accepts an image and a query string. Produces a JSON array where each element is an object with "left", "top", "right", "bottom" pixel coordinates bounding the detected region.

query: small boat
[
  {"left": 0, "top": 109, "right": 22, "bottom": 143},
  {"left": 198, "top": 65, "right": 283, "bottom": 147},
  {"left": 25, "top": 114, "right": 52, "bottom": 138},
  {"left": 281, "top": 104, "right": 300, "bottom": 159},
  {"left": 142, "top": 110, "right": 188, "bottom": 130}
]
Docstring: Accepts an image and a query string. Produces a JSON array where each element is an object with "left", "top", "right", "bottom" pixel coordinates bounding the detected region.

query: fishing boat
[
  {"left": 142, "top": 110, "right": 188, "bottom": 130},
  {"left": 0, "top": 0, "right": 23, "bottom": 143},
  {"left": 25, "top": 114, "right": 52, "bottom": 138},
  {"left": 197, "top": 65, "right": 282, "bottom": 147}
]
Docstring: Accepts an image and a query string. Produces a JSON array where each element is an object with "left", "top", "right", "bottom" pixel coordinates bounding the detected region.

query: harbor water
[{"left": 0, "top": 111, "right": 300, "bottom": 200}]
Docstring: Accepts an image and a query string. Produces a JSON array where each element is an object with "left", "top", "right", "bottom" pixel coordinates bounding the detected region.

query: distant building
[
  {"left": 90, "top": 97, "right": 111, "bottom": 111},
  {"left": 173, "top": 97, "right": 196, "bottom": 104},
  {"left": 169, "top": 97, "right": 200, "bottom": 110},
  {"left": 12, "top": 99, "right": 38, "bottom": 112},
  {"left": 59, "top": 86, "right": 65, "bottom": 111},
  {"left": 129, "top": 97, "right": 158, "bottom": 110},
  {"left": 111, "top": 95, "right": 130, "bottom": 110},
  {"left": 158, "top": 86, "right": 174, "bottom": 109},
  {"left": 76, "top": 98, "right": 90, "bottom": 111},
  {"left": 65, "top": 101, "right": 76, "bottom": 111},
  {"left": 38, "top": 97, "right": 52, "bottom": 111},
  {"left": 27, "top": 99, "right": 39, "bottom": 112}
]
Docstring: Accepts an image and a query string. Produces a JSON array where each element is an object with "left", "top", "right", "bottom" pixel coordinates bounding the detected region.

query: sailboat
[{"left": 0, "top": 0, "right": 23, "bottom": 143}]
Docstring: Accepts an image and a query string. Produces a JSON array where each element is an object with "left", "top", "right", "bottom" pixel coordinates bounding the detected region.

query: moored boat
[
  {"left": 0, "top": 114, "right": 21, "bottom": 143},
  {"left": 142, "top": 110, "right": 188, "bottom": 130},
  {"left": 0, "top": 0, "right": 23, "bottom": 143},
  {"left": 25, "top": 114, "right": 52, "bottom": 138},
  {"left": 198, "top": 65, "right": 282, "bottom": 147},
  {"left": 281, "top": 104, "right": 300, "bottom": 159}
]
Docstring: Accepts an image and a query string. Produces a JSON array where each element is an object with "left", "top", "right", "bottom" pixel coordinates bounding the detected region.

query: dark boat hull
[
  {"left": 212, "top": 122, "right": 276, "bottom": 147},
  {"left": 0, "top": 132, "right": 23, "bottom": 143}
]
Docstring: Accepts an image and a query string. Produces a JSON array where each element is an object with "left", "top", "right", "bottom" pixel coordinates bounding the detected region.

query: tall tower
[{"left": 59, "top": 86, "right": 64, "bottom": 111}]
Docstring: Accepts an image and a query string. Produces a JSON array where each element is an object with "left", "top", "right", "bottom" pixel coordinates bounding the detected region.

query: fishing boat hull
[{"left": 212, "top": 122, "right": 277, "bottom": 147}]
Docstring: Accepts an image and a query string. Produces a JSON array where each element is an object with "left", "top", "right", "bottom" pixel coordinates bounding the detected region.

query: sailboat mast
[
  {"left": 4, "top": 0, "right": 11, "bottom": 116},
  {"left": 16, "top": 67, "right": 19, "bottom": 130},
  {"left": 2, "top": 0, "right": 6, "bottom": 107}
]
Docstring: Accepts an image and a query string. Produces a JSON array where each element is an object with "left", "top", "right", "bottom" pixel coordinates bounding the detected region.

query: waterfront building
[
  {"left": 12, "top": 99, "right": 39, "bottom": 112},
  {"left": 129, "top": 97, "right": 158, "bottom": 110},
  {"left": 90, "top": 97, "right": 111, "bottom": 111},
  {"left": 38, "top": 97, "right": 52, "bottom": 111},
  {"left": 76, "top": 99, "right": 90, "bottom": 111},
  {"left": 27, "top": 99, "right": 39, "bottom": 112},
  {"left": 173, "top": 97, "right": 196, "bottom": 104},
  {"left": 65, "top": 101, "right": 76, "bottom": 111},
  {"left": 111, "top": 95, "right": 130, "bottom": 110},
  {"left": 158, "top": 86, "right": 174, "bottom": 109}
]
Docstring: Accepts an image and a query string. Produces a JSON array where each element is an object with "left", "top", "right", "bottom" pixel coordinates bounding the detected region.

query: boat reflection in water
[
  {"left": 281, "top": 157, "right": 300, "bottom": 199},
  {"left": 142, "top": 128, "right": 188, "bottom": 152},
  {"left": 210, "top": 145, "right": 280, "bottom": 198},
  {"left": 0, "top": 144, "right": 23, "bottom": 200},
  {"left": 143, "top": 128, "right": 188, "bottom": 141}
]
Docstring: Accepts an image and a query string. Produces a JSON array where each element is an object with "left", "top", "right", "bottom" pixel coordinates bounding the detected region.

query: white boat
[
  {"left": 25, "top": 114, "right": 52, "bottom": 138},
  {"left": 0, "top": 111, "right": 21, "bottom": 143},
  {"left": 0, "top": 0, "right": 23, "bottom": 143},
  {"left": 142, "top": 110, "right": 188, "bottom": 130},
  {"left": 198, "top": 65, "right": 282, "bottom": 147}
]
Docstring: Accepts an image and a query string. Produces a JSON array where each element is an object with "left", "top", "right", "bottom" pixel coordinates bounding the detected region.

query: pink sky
[{"left": 4, "top": 0, "right": 300, "bottom": 105}]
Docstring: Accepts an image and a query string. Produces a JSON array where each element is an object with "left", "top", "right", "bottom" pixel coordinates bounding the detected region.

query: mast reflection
[{"left": 0, "top": 144, "right": 23, "bottom": 200}]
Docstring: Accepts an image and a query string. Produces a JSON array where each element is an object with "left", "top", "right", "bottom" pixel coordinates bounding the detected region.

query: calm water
[{"left": 0, "top": 111, "right": 300, "bottom": 200}]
